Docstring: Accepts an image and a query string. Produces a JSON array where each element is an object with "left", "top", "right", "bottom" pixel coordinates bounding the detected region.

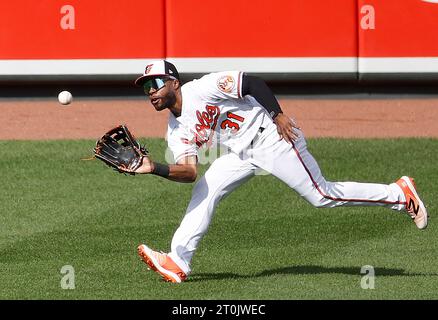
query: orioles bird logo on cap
[{"left": 145, "top": 64, "right": 153, "bottom": 74}]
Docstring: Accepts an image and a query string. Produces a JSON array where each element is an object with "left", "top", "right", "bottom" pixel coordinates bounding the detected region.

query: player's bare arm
[
  {"left": 242, "top": 74, "right": 300, "bottom": 143},
  {"left": 134, "top": 155, "right": 197, "bottom": 183}
]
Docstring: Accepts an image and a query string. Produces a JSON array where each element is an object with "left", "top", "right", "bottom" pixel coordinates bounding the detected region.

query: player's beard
[{"left": 152, "top": 91, "right": 177, "bottom": 112}]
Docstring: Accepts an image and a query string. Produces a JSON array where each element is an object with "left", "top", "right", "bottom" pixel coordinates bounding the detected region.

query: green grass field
[{"left": 0, "top": 138, "right": 437, "bottom": 300}]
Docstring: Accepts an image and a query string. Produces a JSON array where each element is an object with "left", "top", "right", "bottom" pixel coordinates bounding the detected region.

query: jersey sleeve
[
  {"left": 167, "top": 122, "right": 198, "bottom": 164},
  {"left": 197, "top": 71, "right": 244, "bottom": 101}
]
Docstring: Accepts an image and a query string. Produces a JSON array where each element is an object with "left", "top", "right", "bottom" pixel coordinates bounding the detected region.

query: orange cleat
[
  {"left": 137, "top": 244, "right": 187, "bottom": 283},
  {"left": 396, "top": 176, "right": 428, "bottom": 230}
]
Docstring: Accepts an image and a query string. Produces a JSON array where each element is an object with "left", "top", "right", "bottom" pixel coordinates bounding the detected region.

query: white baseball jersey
[
  {"left": 167, "top": 71, "right": 272, "bottom": 163},
  {"left": 163, "top": 71, "right": 408, "bottom": 277}
]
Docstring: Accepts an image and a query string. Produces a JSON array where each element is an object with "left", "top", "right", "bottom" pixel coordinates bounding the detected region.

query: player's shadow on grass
[{"left": 189, "top": 265, "right": 434, "bottom": 282}]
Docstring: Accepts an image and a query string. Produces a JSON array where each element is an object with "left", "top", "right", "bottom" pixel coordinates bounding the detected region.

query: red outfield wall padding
[
  {"left": 0, "top": 0, "right": 165, "bottom": 59},
  {"left": 165, "top": 0, "right": 358, "bottom": 57},
  {"left": 358, "top": 0, "right": 438, "bottom": 57},
  {"left": 1, "top": 0, "right": 438, "bottom": 78}
]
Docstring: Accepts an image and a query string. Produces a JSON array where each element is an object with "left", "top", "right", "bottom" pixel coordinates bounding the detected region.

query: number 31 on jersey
[{"left": 220, "top": 112, "right": 245, "bottom": 132}]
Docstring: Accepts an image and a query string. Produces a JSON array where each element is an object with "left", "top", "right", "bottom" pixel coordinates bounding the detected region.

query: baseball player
[{"left": 133, "top": 60, "right": 428, "bottom": 283}]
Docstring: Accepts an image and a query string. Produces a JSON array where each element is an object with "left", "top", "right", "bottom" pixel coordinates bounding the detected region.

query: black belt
[{"left": 251, "top": 126, "right": 265, "bottom": 145}]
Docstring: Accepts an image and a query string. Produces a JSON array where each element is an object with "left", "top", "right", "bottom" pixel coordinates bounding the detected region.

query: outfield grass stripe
[{"left": 0, "top": 138, "right": 437, "bottom": 299}]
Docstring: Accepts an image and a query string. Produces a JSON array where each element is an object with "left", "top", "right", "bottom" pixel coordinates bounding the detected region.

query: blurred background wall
[{"left": 1, "top": 0, "right": 438, "bottom": 85}]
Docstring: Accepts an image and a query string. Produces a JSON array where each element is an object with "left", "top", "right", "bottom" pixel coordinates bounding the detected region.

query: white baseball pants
[{"left": 168, "top": 122, "right": 406, "bottom": 275}]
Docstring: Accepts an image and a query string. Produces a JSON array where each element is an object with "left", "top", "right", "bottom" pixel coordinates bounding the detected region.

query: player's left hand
[
  {"left": 132, "top": 154, "right": 154, "bottom": 174},
  {"left": 273, "top": 113, "right": 300, "bottom": 144}
]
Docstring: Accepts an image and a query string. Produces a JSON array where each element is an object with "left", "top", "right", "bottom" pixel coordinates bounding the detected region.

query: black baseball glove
[{"left": 94, "top": 125, "right": 148, "bottom": 175}]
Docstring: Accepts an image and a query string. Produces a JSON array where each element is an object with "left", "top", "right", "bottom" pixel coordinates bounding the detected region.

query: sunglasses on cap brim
[{"left": 143, "top": 76, "right": 175, "bottom": 95}]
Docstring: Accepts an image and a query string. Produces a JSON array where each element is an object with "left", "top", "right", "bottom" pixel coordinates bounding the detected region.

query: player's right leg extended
[{"left": 250, "top": 124, "right": 427, "bottom": 229}]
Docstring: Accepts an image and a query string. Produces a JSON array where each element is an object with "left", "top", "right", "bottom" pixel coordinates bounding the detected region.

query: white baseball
[{"left": 58, "top": 91, "right": 73, "bottom": 105}]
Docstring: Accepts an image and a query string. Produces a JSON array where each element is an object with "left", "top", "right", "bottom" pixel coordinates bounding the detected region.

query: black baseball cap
[{"left": 134, "top": 60, "right": 180, "bottom": 86}]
